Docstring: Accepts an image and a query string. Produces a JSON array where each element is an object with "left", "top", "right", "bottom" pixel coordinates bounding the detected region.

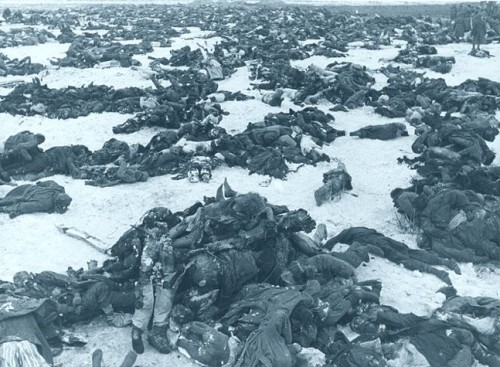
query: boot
[
  {"left": 200, "top": 166, "right": 212, "bottom": 183},
  {"left": 92, "top": 349, "right": 103, "bottom": 367},
  {"left": 119, "top": 351, "right": 137, "bottom": 367},
  {"left": 223, "top": 178, "right": 237, "bottom": 198},
  {"left": 216, "top": 184, "right": 224, "bottom": 202},
  {"left": 443, "top": 259, "right": 461, "bottom": 275},
  {"left": 131, "top": 326, "right": 145, "bottom": 354},
  {"left": 148, "top": 325, "right": 171, "bottom": 354},
  {"left": 188, "top": 167, "right": 200, "bottom": 183}
]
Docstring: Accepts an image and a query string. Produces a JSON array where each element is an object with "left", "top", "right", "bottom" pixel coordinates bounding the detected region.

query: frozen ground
[{"left": 1, "top": 19, "right": 500, "bottom": 367}]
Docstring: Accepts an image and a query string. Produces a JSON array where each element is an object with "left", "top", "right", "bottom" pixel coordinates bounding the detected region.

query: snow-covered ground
[{"left": 1, "top": 17, "right": 500, "bottom": 367}]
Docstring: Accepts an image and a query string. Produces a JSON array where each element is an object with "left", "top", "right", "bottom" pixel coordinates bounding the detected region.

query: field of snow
[{"left": 1, "top": 9, "right": 500, "bottom": 367}]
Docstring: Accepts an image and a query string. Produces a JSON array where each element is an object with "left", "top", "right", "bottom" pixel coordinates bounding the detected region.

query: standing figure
[{"left": 471, "top": 12, "right": 487, "bottom": 52}]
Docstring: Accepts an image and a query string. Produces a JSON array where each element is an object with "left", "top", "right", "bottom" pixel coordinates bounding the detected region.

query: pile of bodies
[
  {"left": 387, "top": 53, "right": 500, "bottom": 269},
  {"left": 368, "top": 67, "right": 500, "bottom": 119},
  {"left": 167, "top": 46, "right": 204, "bottom": 67},
  {"left": 393, "top": 44, "right": 456, "bottom": 74},
  {"left": 52, "top": 35, "right": 153, "bottom": 68},
  {"left": 0, "top": 54, "right": 44, "bottom": 76},
  {"left": 0, "top": 105, "right": 343, "bottom": 185},
  {"left": 0, "top": 79, "right": 149, "bottom": 118},
  {"left": 0, "top": 131, "right": 202, "bottom": 188},
  {"left": 212, "top": 108, "right": 344, "bottom": 178},
  {"left": 392, "top": 108, "right": 500, "bottom": 265},
  {"left": 113, "top": 67, "right": 221, "bottom": 134},
  {"left": 103, "top": 23, "right": 180, "bottom": 45},
  {"left": 4, "top": 185, "right": 500, "bottom": 367},
  {"left": 0, "top": 4, "right": 495, "bottom": 133},
  {"left": 251, "top": 62, "right": 376, "bottom": 110},
  {"left": 0, "top": 26, "right": 55, "bottom": 48}
]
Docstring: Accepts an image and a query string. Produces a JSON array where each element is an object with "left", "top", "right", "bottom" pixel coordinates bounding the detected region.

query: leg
[
  {"left": 18, "top": 56, "right": 31, "bottom": 65},
  {"left": 119, "top": 351, "right": 137, "bottom": 367},
  {"left": 0, "top": 204, "right": 15, "bottom": 214},
  {"left": 148, "top": 284, "right": 174, "bottom": 354},
  {"left": 0, "top": 341, "right": 19, "bottom": 367},
  {"left": 172, "top": 229, "right": 202, "bottom": 249},
  {"left": 5, "top": 340, "right": 51, "bottom": 367},
  {"left": 472, "top": 341, "right": 500, "bottom": 367},
  {"left": 34, "top": 300, "right": 59, "bottom": 341},
  {"left": 7, "top": 202, "right": 47, "bottom": 218},
  {"left": 472, "top": 240, "right": 500, "bottom": 261},
  {"left": 152, "top": 285, "right": 173, "bottom": 328},
  {"left": 131, "top": 280, "right": 154, "bottom": 354},
  {"left": 446, "top": 346, "right": 473, "bottom": 367},
  {"left": 85, "top": 178, "right": 121, "bottom": 187},
  {"left": 132, "top": 280, "right": 154, "bottom": 331},
  {"left": 431, "top": 240, "right": 488, "bottom": 263},
  {"left": 82, "top": 282, "right": 112, "bottom": 315},
  {"left": 401, "top": 259, "right": 452, "bottom": 285},
  {"left": 0, "top": 196, "right": 22, "bottom": 207},
  {"left": 109, "top": 290, "right": 136, "bottom": 313},
  {"left": 409, "top": 249, "right": 461, "bottom": 274},
  {"left": 92, "top": 349, "right": 103, "bottom": 367}
]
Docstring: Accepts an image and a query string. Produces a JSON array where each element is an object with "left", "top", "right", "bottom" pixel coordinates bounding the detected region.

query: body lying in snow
[
  {"left": 0, "top": 180, "right": 71, "bottom": 218},
  {"left": 350, "top": 122, "right": 409, "bottom": 140}
]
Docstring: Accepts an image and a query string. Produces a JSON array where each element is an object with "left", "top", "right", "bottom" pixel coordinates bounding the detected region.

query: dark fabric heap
[
  {"left": 0, "top": 78, "right": 148, "bottom": 118},
  {"left": 0, "top": 54, "right": 45, "bottom": 76},
  {"left": 212, "top": 107, "right": 344, "bottom": 178},
  {"left": 52, "top": 35, "right": 153, "bottom": 68}
]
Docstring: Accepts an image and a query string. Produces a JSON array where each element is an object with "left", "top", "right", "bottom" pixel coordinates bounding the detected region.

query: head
[
  {"left": 483, "top": 127, "right": 499, "bottom": 142},
  {"left": 104, "top": 139, "right": 130, "bottom": 160},
  {"left": 231, "top": 193, "right": 267, "bottom": 218},
  {"left": 137, "top": 171, "right": 149, "bottom": 182},
  {"left": 399, "top": 128, "right": 409, "bottom": 137},
  {"left": 464, "top": 203, "right": 485, "bottom": 221},
  {"left": 142, "top": 207, "right": 178, "bottom": 228},
  {"left": 35, "top": 134, "right": 45, "bottom": 144},
  {"left": 303, "top": 279, "right": 321, "bottom": 297},
  {"left": 71, "top": 145, "right": 90, "bottom": 157},
  {"left": 437, "top": 286, "right": 457, "bottom": 299},
  {"left": 13, "top": 271, "right": 32, "bottom": 288},
  {"left": 351, "top": 315, "right": 376, "bottom": 333},
  {"left": 390, "top": 188, "right": 404, "bottom": 201},
  {"left": 170, "top": 304, "right": 194, "bottom": 326},
  {"left": 54, "top": 193, "right": 72, "bottom": 213}
]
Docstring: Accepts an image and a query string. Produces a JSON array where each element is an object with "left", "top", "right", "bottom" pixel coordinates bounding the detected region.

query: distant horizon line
[{"left": 4, "top": 0, "right": 494, "bottom": 6}]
